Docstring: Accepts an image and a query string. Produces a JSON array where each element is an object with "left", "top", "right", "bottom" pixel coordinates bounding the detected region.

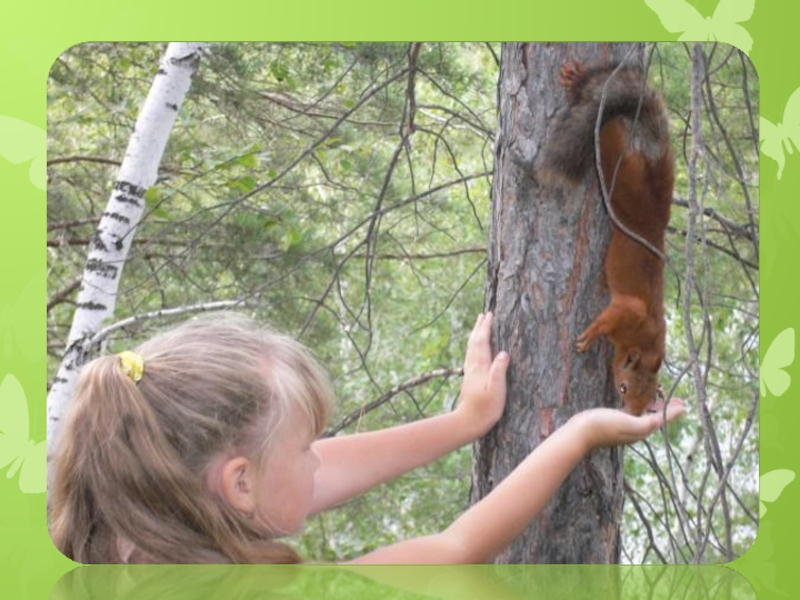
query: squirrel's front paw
[
  {"left": 575, "top": 322, "right": 599, "bottom": 352},
  {"left": 575, "top": 333, "right": 591, "bottom": 353}
]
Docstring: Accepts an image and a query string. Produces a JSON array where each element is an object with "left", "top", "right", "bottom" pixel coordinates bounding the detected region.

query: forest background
[{"left": 46, "top": 42, "right": 759, "bottom": 564}]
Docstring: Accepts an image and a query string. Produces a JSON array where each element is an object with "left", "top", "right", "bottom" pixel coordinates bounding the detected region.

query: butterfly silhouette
[
  {"left": 760, "top": 469, "right": 795, "bottom": 518},
  {"left": 0, "top": 374, "right": 45, "bottom": 494},
  {"left": 1, "top": 268, "right": 44, "bottom": 362},
  {"left": 760, "top": 328, "right": 794, "bottom": 397},
  {"left": 0, "top": 115, "right": 46, "bottom": 190},
  {"left": 644, "top": 0, "right": 755, "bottom": 54},
  {"left": 760, "top": 87, "right": 800, "bottom": 180}
]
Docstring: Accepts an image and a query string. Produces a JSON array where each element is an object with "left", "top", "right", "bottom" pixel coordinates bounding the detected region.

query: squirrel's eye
[{"left": 619, "top": 383, "right": 628, "bottom": 394}]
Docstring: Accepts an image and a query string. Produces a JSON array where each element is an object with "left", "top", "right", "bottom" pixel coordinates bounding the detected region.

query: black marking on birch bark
[
  {"left": 157, "top": 68, "right": 167, "bottom": 75},
  {"left": 114, "top": 180, "right": 146, "bottom": 198},
  {"left": 91, "top": 231, "right": 107, "bottom": 252},
  {"left": 53, "top": 376, "right": 67, "bottom": 385},
  {"left": 114, "top": 238, "right": 125, "bottom": 251},
  {"left": 76, "top": 300, "right": 107, "bottom": 311},
  {"left": 114, "top": 193, "right": 142, "bottom": 208},
  {"left": 65, "top": 338, "right": 84, "bottom": 355},
  {"left": 103, "top": 211, "right": 131, "bottom": 224},
  {"left": 171, "top": 52, "right": 200, "bottom": 67},
  {"left": 65, "top": 334, "right": 96, "bottom": 366},
  {"left": 166, "top": 102, "right": 179, "bottom": 111},
  {"left": 85, "top": 258, "right": 118, "bottom": 279}
]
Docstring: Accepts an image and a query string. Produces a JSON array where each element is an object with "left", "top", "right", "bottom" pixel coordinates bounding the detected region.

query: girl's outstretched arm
[
  {"left": 310, "top": 313, "right": 508, "bottom": 515},
  {"left": 346, "top": 400, "right": 685, "bottom": 564}
]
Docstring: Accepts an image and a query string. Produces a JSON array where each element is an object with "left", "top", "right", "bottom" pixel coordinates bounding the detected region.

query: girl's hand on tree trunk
[
  {"left": 455, "top": 312, "right": 510, "bottom": 439},
  {"left": 570, "top": 398, "right": 686, "bottom": 451}
]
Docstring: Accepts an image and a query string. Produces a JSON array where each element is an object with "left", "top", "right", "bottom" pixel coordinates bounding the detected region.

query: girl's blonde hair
[{"left": 48, "top": 312, "right": 334, "bottom": 563}]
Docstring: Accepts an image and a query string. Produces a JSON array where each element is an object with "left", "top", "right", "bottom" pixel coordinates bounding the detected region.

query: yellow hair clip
[{"left": 118, "top": 351, "right": 144, "bottom": 383}]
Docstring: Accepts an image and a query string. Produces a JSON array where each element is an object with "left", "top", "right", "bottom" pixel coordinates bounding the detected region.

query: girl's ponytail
[{"left": 49, "top": 313, "right": 331, "bottom": 563}]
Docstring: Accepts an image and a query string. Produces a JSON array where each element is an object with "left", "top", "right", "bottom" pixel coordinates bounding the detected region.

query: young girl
[{"left": 49, "top": 311, "right": 684, "bottom": 564}]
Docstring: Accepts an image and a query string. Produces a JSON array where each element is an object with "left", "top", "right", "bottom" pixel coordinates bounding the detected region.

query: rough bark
[
  {"left": 46, "top": 42, "right": 207, "bottom": 459},
  {"left": 472, "top": 42, "right": 644, "bottom": 564}
]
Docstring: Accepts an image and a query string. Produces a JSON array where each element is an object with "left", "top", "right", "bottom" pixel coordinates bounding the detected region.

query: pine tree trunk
[
  {"left": 46, "top": 42, "right": 207, "bottom": 458},
  {"left": 472, "top": 42, "right": 643, "bottom": 564}
]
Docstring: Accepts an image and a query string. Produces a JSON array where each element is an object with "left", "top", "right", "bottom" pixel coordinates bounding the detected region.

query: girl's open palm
[
  {"left": 457, "top": 312, "right": 509, "bottom": 436},
  {"left": 572, "top": 399, "right": 687, "bottom": 450}
]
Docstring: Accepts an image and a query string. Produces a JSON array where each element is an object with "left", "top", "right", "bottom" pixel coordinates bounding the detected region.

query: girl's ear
[{"left": 219, "top": 456, "right": 257, "bottom": 515}]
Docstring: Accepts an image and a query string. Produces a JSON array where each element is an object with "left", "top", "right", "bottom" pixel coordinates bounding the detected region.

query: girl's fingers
[
  {"left": 664, "top": 399, "right": 686, "bottom": 422},
  {"left": 648, "top": 398, "right": 686, "bottom": 422},
  {"left": 486, "top": 351, "right": 510, "bottom": 396},
  {"left": 474, "top": 312, "right": 492, "bottom": 340},
  {"left": 636, "top": 398, "right": 686, "bottom": 438},
  {"left": 466, "top": 312, "right": 493, "bottom": 367},
  {"left": 473, "top": 312, "right": 488, "bottom": 333}
]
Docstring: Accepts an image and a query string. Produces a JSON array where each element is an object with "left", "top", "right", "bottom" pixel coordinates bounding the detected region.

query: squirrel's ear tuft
[{"left": 623, "top": 348, "right": 641, "bottom": 368}]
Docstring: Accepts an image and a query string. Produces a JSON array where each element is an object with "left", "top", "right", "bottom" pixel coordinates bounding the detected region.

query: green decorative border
[{"left": 1, "top": 0, "right": 796, "bottom": 598}]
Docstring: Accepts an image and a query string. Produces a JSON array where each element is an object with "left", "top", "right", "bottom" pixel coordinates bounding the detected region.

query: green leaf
[
  {"left": 280, "top": 228, "right": 304, "bottom": 251},
  {"left": 144, "top": 187, "right": 161, "bottom": 206},
  {"left": 236, "top": 153, "right": 258, "bottom": 169},
  {"left": 235, "top": 176, "right": 257, "bottom": 192},
  {"left": 144, "top": 188, "right": 172, "bottom": 219},
  {"left": 271, "top": 62, "right": 289, "bottom": 82}
]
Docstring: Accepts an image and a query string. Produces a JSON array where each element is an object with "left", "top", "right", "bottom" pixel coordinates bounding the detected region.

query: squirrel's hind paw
[{"left": 559, "top": 61, "right": 585, "bottom": 90}]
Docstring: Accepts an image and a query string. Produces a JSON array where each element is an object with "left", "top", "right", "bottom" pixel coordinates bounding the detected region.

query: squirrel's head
[{"left": 613, "top": 347, "right": 662, "bottom": 416}]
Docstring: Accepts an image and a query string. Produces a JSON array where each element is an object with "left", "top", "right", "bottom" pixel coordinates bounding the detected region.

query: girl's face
[{"left": 254, "top": 411, "right": 320, "bottom": 536}]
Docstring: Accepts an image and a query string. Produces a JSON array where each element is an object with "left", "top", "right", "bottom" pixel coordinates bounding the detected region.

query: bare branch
[
  {"left": 87, "top": 299, "right": 245, "bottom": 348},
  {"left": 323, "top": 367, "right": 463, "bottom": 437}
]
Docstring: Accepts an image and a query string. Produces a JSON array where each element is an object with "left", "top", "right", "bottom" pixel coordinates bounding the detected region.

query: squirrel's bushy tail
[{"left": 543, "top": 62, "right": 669, "bottom": 183}]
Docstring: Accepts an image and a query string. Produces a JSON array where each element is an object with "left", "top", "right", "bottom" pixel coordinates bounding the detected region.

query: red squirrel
[{"left": 544, "top": 61, "right": 674, "bottom": 415}]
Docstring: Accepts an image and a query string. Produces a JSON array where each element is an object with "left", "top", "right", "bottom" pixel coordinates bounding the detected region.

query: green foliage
[
  {"left": 619, "top": 43, "right": 759, "bottom": 564},
  {"left": 47, "top": 42, "right": 757, "bottom": 564},
  {"left": 48, "top": 42, "right": 495, "bottom": 560}
]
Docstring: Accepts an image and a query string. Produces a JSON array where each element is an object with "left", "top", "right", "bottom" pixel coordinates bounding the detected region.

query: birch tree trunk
[
  {"left": 472, "top": 42, "right": 642, "bottom": 564},
  {"left": 46, "top": 42, "right": 207, "bottom": 458}
]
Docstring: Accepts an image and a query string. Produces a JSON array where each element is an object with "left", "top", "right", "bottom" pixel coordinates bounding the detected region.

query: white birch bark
[{"left": 47, "top": 42, "right": 207, "bottom": 458}]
